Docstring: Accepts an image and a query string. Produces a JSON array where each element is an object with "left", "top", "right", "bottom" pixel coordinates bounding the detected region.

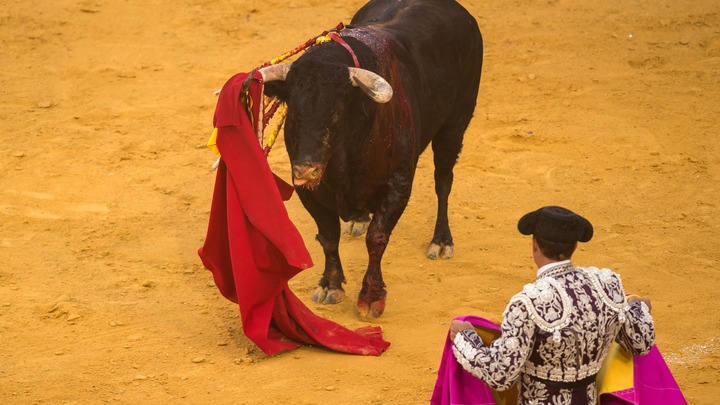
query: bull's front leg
[
  {"left": 357, "top": 174, "right": 412, "bottom": 319},
  {"left": 313, "top": 226, "right": 346, "bottom": 305},
  {"left": 297, "top": 190, "right": 346, "bottom": 305}
]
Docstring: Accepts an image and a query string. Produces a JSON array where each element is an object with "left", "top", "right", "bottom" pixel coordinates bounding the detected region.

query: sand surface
[{"left": 1, "top": 0, "right": 719, "bottom": 403}]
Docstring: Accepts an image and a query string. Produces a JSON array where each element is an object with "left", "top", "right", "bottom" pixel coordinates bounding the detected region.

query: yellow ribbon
[{"left": 207, "top": 127, "right": 220, "bottom": 156}]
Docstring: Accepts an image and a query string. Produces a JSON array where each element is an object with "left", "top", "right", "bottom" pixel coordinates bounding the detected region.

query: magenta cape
[
  {"left": 198, "top": 71, "right": 390, "bottom": 356},
  {"left": 431, "top": 315, "right": 686, "bottom": 405}
]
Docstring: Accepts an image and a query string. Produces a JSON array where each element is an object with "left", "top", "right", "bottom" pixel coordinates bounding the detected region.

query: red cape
[{"left": 198, "top": 71, "right": 390, "bottom": 356}]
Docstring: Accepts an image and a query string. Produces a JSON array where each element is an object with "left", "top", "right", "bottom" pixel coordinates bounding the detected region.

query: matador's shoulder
[
  {"left": 507, "top": 277, "right": 572, "bottom": 335},
  {"left": 578, "top": 266, "right": 628, "bottom": 306}
]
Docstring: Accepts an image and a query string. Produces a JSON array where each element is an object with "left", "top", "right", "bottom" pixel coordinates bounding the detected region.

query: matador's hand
[
  {"left": 628, "top": 296, "right": 652, "bottom": 313},
  {"left": 449, "top": 320, "right": 474, "bottom": 342}
]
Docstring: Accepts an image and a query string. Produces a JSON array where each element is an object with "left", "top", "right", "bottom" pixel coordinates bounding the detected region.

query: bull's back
[
  {"left": 351, "top": 0, "right": 481, "bottom": 65},
  {"left": 352, "top": 0, "right": 472, "bottom": 28},
  {"left": 351, "top": 0, "right": 482, "bottom": 149}
]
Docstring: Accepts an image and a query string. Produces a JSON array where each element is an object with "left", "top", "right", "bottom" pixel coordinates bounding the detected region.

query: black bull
[{"left": 262, "top": 0, "right": 483, "bottom": 318}]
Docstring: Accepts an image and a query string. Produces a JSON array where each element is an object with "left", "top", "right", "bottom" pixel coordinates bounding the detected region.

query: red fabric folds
[{"left": 198, "top": 71, "right": 390, "bottom": 356}]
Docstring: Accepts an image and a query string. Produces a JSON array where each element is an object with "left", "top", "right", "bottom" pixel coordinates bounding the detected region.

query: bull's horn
[
  {"left": 259, "top": 63, "right": 291, "bottom": 82},
  {"left": 348, "top": 67, "right": 393, "bottom": 104}
]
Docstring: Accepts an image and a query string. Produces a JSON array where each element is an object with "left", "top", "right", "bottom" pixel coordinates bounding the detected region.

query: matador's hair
[{"left": 534, "top": 236, "right": 576, "bottom": 261}]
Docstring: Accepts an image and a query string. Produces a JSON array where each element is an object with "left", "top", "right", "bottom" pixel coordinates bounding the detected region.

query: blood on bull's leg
[
  {"left": 356, "top": 181, "right": 410, "bottom": 318},
  {"left": 357, "top": 231, "right": 388, "bottom": 319}
]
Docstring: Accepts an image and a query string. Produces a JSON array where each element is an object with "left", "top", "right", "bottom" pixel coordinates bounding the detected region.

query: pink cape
[
  {"left": 198, "top": 71, "right": 390, "bottom": 356},
  {"left": 431, "top": 315, "right": 686, "bottom": 405}
]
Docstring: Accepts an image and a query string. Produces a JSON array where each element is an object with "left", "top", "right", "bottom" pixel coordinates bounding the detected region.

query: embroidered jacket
[{"left": 452, "top": 261, "right": 655, "bottom": 405}]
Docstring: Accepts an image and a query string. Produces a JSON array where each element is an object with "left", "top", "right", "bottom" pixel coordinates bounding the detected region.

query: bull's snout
[{"left": 292, "top": 164, "right": 324, "bottom": 187}]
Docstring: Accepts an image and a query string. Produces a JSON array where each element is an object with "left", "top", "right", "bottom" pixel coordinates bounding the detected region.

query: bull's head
[{"left": 261, "top": 62, "right": 393, "bottom": 189}]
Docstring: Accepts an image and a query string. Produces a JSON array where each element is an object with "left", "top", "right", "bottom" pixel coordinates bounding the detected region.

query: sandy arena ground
[{"left": 1, "top": 0, "right": 719, "bottom": 403}]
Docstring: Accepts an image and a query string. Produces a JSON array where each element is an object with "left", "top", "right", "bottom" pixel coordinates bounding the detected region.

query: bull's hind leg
[
  {"left": 343, "top": 212, "right": 371, "bottom": 237},
  {"left": 427, "top": 111, "right": 474, "bottom": 260}
]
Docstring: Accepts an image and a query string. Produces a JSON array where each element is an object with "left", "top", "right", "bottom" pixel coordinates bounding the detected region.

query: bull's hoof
[
  {"left": 441, "top": 244, "right": 454, "bottom": 259},
  {"left": 312, "top": 287, "right": 345, "bottom": 304},
  {"left": 343, "top": 220, "right": 370, "bottom": 237},
  {"left": 427, "top": 243, "right": 454, "bottom": 260},
  {"left": 356, "top": 295, "right": 386, "bottom": 319},
  {"left": 312, "top": 287, "right": 327, "bottom": 303},
  {"left": 323, "top": 288, "right": 345, "bottom": 304}
]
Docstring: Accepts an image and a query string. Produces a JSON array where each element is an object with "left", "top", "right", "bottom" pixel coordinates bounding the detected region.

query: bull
[{"left": 261, "top": 0, "right": 483, "bottom": 318}]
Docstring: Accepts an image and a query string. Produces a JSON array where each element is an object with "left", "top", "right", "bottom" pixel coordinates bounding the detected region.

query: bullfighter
[{"left": 449, "top": 206, "right": 655, "bottom": 404}]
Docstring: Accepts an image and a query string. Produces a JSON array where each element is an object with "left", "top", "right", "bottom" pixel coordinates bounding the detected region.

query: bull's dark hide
[{"left": 264, "top": 0, "right": 483, "bottom": 318}]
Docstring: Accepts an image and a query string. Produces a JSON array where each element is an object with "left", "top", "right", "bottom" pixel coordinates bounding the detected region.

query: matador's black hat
[{"left": 518, "top": 206, "right": 593, "bottom": 243}]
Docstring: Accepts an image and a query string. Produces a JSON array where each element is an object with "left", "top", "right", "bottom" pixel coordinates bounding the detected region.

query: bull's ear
[
  {"left": 264, "top": 81, "right": 288, "bottom": 102},
  {"left": 259, "top": 63, "right": 290, "bottom": 101}
]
